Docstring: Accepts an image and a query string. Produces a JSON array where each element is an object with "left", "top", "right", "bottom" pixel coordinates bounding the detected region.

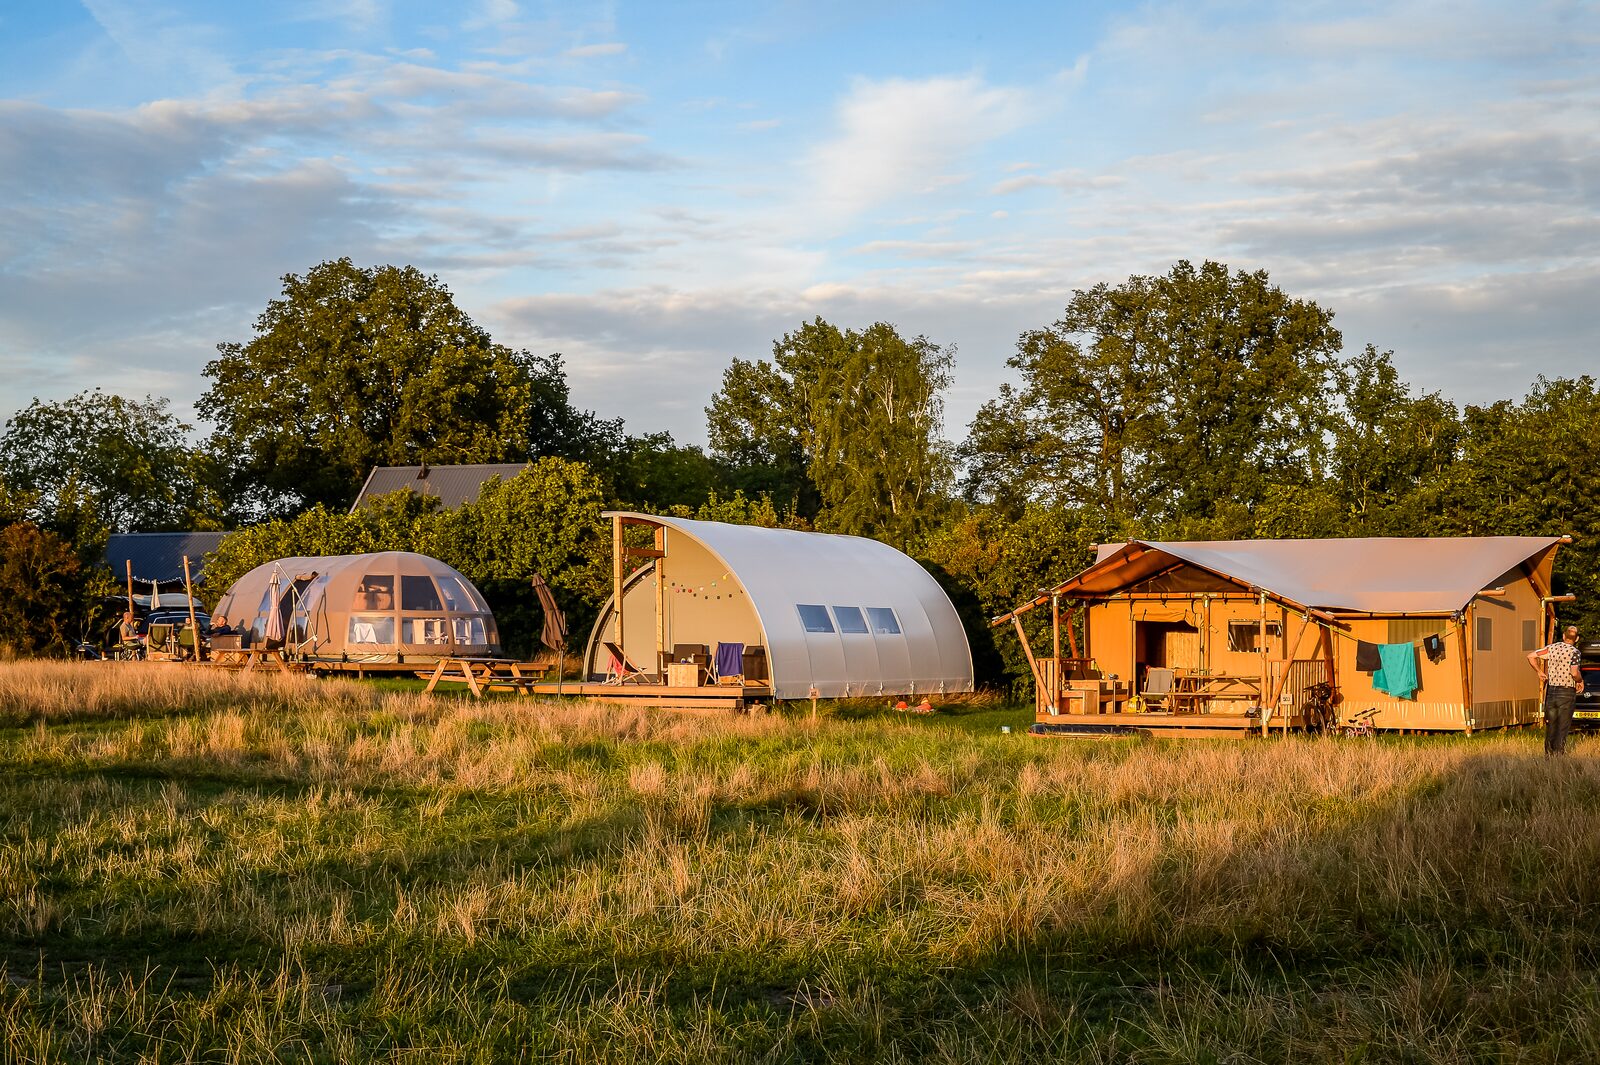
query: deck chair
[
  {"left": 712, "top": 642, "right": 745, "bottom": 685},
  {"left": 146, "top": 623, "right": 174, "bottom": 657},
  {"left": 1141, "top": 667, "right": 1176, "bottom": 711},
  {"left": 602, "top": 641, "right": 649, "bottom": 684}
]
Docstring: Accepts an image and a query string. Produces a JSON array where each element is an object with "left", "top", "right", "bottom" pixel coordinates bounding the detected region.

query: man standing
[{"left": 1530, "top": 625, "right": 1585, "bottom": 756}]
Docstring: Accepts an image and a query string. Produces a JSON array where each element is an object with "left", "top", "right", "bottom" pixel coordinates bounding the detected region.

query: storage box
[{"left": 667, "top": 662, "right": 704, "bottom": 688}]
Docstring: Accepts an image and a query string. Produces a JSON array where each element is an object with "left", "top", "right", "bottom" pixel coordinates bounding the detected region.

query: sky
[{"left": 1, "top": 0, "right": 1597, "bottom": 448}]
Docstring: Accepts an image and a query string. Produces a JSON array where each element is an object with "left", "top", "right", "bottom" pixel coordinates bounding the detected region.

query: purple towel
[{"left": 715, "top": 642, "right": 744, "bottom": 677}]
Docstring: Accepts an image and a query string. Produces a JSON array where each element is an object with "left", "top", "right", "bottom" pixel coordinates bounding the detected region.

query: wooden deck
[
  {"left": 1033, "top": 710, "right": 1304, "bottom": 737},
  {"left": 530, "top": 681, "right": 773, "bottom": 711}
]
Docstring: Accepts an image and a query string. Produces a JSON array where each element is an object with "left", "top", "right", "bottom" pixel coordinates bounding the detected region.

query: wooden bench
[{"left": 420, "top": 658, "right": 545, "bottom": 697}]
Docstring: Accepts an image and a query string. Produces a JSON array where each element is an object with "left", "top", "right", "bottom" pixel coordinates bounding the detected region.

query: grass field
[{"left": 4, "top": 662, "right": 1600, "bottom": 1063}]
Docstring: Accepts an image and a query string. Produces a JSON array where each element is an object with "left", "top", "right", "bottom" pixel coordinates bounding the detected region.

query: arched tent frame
[{"left": 581, "top": 513, "right": 974, "bottom": 700}]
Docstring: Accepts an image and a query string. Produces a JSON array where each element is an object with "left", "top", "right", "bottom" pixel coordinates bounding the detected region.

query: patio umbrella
[{"left": 265, "top": 572, "right": 285, "bottom": 642}]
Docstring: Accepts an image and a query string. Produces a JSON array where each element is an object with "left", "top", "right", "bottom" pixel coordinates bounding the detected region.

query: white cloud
[
  {"left": 566, "top": 42, "right": 627, "bottom": 58},
  {"left": 806, "top": 74, "right": 1038, "bottom": 221}
]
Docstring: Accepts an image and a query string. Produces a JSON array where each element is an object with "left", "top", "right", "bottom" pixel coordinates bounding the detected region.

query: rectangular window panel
[
  {"left": 348, "top": 615, "right": 395, "bottom": 645},
  {"left": 452, "top": 616, "right": 488, "bottom": 645},
  {"left": 409, "top": 617, "right": 449, "bottom": 644},
  {"left": 866, "top": 607, "right": 901, "bottom": 635},
  {"left": 1226, "top": 620, "right": 1282, "bottom": 653},
  {"left": 402, "top": 575, "right": 443, "bottom": 612},
  {"left": 354, "top": 575, "right": 394, "bottom": 611},
  {"left": 1476, "top": 616, "right": 1493, "bottom": 651},
  {"left": 832, "top": 606, "right": 869, "bottom": 634},
  {"left": 1523, "top": 620, "right": 1539, "bottom": 652},
  {"left": 797, "top": 604, "right": 834, "bottom": 633}
]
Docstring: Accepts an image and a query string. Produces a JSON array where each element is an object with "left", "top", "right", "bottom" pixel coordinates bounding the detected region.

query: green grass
[{"left": 4, "top": 661, "right": 1600, "bottom": 1062}]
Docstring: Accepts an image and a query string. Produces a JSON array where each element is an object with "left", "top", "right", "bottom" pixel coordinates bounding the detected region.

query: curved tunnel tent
[
  {"left": 583, "top": 513, "right": 974, "bottom": 700},
  {"left": 213, "top": 552, "right": 501, "bottom": 662}
]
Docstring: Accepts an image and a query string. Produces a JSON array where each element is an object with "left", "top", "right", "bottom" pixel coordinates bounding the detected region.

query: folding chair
[
  {"left": 602, "top": 641, "right": 649, "bottom": 684},
  {"left": 712, "top": 642, "right": 745, "bottom": 685},
  {"left": 1141, "top": 667, "right": 1176, "bottom": 711}
]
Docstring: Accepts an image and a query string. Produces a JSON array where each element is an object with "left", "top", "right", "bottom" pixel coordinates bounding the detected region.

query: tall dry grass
[{"left": 4, "top": 660, "right": 1600, "bottom": 1062}]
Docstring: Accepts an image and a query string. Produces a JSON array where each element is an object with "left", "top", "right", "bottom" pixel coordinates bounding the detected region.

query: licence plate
[{"left": 1575, "top": 711, "right": 1600, "bottom": 720}]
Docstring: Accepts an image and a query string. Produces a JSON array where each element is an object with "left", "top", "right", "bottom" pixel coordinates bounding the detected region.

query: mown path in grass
[{"left": 5, "top": 662, "right": 1600, "bottom": 1063}]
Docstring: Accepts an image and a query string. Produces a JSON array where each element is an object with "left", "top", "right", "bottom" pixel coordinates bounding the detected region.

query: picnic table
[
  {"left": 1167, "top": 672, "right": 1262, "bottom": 713},
  {"left": 419, "top": 657, "right": 546, "bottom": 697}
]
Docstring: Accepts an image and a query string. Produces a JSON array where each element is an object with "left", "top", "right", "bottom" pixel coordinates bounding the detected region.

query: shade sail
[{"left": 1059, "top": 536, "right": 1564, "bottom": 614}]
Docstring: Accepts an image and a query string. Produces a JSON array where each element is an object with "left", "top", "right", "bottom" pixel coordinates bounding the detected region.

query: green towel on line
[{"left": 1372, "top": 642, "right": 1419, "bottom": 700}]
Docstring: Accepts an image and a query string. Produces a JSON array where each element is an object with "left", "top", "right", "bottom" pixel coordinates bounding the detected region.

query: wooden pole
[
  {"left": 1051, "top": 593, "right": 1062, "bottom": 712},
  {"left": 182, "top": 555, "right": 203, "bottom": 662},
  {"left": 1457, "top": 613, "right": 1474, "bottom": 733},
  {"left": 611, "top": 514, "right": 625, "bottom": 652},
  {"left": 1266, "top": 615, "right": 1317, "bottom": 733},
  {"left": 125, "top": 559, "right": 135, "bottom": 616},
  {"left": 654, "top": 525, "right": 667, "bottom": 670},
  {"left": 1066, "top": 603, "right": 1081, "bottom": 659},
  {"left": 1259, "top": 591, "right": 1269, "bottom": 736},
  {"left": 1012, "top": 615, "right": 1048, "bottom": 709}
]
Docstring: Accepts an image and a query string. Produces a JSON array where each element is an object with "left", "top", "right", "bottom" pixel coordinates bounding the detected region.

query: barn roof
[
  {"left": 350, "top": 464, "right": 531, "bottom": 512},
  {"left": 1058, "top": 536, "right": 1564, "bottom": 614},
  {"left": 103, "top": 531, "right": 228, "bottom": 586}
]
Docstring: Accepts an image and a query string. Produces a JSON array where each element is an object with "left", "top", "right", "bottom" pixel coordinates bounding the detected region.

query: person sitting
[
  {"left": 119, "top": 610, "right": 142, "bottom": 643},
  {"left": 210, "top": 613, "right": 237, "bottom": 636}
]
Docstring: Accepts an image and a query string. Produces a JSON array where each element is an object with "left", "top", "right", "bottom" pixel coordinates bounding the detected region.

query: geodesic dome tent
[{"left": 213, "top": 551, "right": 500, "bottom": 663}]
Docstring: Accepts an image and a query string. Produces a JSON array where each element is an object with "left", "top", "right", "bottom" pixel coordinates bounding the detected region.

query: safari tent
[
  {"left": 578, "top": 513, "right": 975, "bottom": 701},
  {"left": 1001, "top": 535, "right": 1570, "bottom": 735},
  {"left": 212, "top": 552, "right": 501, "bottom": 665}
]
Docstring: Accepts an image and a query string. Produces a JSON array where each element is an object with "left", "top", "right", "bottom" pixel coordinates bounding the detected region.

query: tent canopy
[
  {"left": 590, "top": 513, "right": 974, "bottom": 699},
  {"left": 1060, "top": 536, "right": 1564, "bottom": 614}
]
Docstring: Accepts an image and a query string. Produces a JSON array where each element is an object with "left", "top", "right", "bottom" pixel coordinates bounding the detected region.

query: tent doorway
[{"left": 1136, "top": 620, "right": 1200, "bottom": 674}]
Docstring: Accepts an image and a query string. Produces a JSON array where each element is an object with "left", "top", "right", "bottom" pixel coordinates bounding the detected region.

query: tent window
[
  {"left": 866, "top": 607, "right": 901, "bottom": 635},
  {"left": 349, "top": 615, "right": 394, "bottom": 645},
  {"left": 453, "top": 617, "right": 488, "bottom": 645},
  {"left": 1227, "top": 620, "right": 1281, "bottom": 653},
  {"left": 797, "top": 604, "right": 834, "bottom": 633},
  {"left": 1523, "top": 620, "right": 1538, "bottom": 651},
  {"left": 402, "top": 575, "right": 443, "bottom": 612},
  {"left": 832, "top": 606, "right": 869, "bottom": 634},
  {"left": 354, "top": 576, "right": 394, "bottom": 611},
  {"left": 408, "top": 617, "right": 449, "bottom": 645},
  {"left": 1476, "top": 616, "right": 1493, "bottom": 651},
  {"left": 436, "top": 575, "right": 477, "bottom": 612}
]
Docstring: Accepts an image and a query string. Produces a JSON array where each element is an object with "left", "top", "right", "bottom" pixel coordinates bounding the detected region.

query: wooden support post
[
  {"left": 1265, "top": 615, "right": 1317, "bottom": 734},
  {"left": 1066, "top": 602, "right": 1081, "bottom": 659},
  {"left": 1259, "top": 591, "right": 1270, "bottom": 736},
  {"left": 1012, "top": 615, "right": 1048, "bottom": 708},
  {"left": 1457, "top": 613, "right": 1474, "bottom": 733},
  {"left": 125, "top": 559, "right": 135, "bottom": 618},
  {"left": 611, "top": 514, "right": 625, "bottom": 651},
  {"left": 182, "top": 555, "right": 203, "bottom": 662},
  {"left": 1051, "top": 594, "right": 1062, "bottom": 712},
  {"left": 654, "top": 525, "right": 667, "bottom": 669}
]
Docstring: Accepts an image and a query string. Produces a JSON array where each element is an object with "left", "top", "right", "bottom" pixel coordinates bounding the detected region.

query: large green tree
[
  {"left": 0, "top": 390, "right": 226, "bottom": 538},
  {"left": 200, "top": 259, "right": 610, "bottom": 513},
  {"left": 707, "top": 318, "right": 954, "bottom": 547},
  {"left": 962, "top": 260, "right": 1344, "bottom": 535}
]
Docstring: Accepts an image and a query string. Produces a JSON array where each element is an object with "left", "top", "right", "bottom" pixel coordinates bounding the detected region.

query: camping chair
[
  {"left": 602, "top": 642, "right": 649, "bottom": 684},
  {"left": 176, "top": 625, "right": 200, "bottom": 660},
  {"left": 711, "top": 642, "right": 745, "bottom": 686},
  {"left": 146, "top": 623, "right": 175, "bottom": 658},
  {"left": 1141, "top": 667, "right": 1176, "bottom": 711}
]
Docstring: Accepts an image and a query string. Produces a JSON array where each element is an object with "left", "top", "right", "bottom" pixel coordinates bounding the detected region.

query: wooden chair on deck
[
  {"left": 1141, "top": 667, "right": 1176, "bottom": 711},
  {"left": 603, "top": 642, "right": 649, "bottom": 684}
]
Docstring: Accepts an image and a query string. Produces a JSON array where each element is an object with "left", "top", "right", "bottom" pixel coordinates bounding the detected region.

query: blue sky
[{"left": 2, "top": 0, "right": 1597, "bottom": 446}]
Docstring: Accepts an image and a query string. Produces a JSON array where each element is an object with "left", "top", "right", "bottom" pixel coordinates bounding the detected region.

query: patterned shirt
[{"left": 1535, "top": 641, "right": 1583, "bottom": 689}]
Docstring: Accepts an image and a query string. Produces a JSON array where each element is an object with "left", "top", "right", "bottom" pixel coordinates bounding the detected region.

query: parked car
[{"left": 1572, "top": 642, "right": 1600, "bottom": 729}]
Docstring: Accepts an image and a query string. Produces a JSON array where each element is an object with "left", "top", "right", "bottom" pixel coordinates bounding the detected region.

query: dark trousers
[{"left": 1545, "top": 685, "right": 1577, "bottom": 755}]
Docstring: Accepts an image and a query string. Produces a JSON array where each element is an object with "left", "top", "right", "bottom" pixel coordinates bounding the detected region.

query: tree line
[{"left": 1, "top": 258, "right": 1594, "bottom": 685}]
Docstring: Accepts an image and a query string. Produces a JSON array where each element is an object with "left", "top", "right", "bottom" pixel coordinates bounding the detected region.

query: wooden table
[
  {"left": 421, "top": 658, "right": 542, "bottom": 697},
  {"left": 1168, "top": 673, "right": 1261, "bottom": 714}
]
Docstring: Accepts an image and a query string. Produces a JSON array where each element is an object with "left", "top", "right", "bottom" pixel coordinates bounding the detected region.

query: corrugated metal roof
[
  {"left": 103, "top": 532, "right": 229, "bottom": 586},
  {"left": 350, "top": 464, "right": 531, "bottom": 512},
  {"left": 1056, "top": 536, "right": 1564, "bottom": 614}
]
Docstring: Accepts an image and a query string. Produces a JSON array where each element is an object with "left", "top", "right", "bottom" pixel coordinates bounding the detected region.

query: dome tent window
[
  {"left": 436, "top": 575, "right": 480, "bottom": 612},
  {"left": 350, "top": 616, "right": 394, "bottom": 644},
  {"left": 355, "top": 576, "right": 394, "bottom": 611},
  {"left": 402, "top": 575, "right": 443, "bottom": 612},
  {"left": 453, "top": 616, "right": 488, "bottom": 645}
]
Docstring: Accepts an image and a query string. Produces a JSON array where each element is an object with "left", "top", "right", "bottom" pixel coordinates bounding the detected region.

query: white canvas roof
[
  {"left": 603, "top": 513, "right": 974, "bottom": 699},
  {"left": 1067, "top": 536, "right": 1564, "bottom": 614}
]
